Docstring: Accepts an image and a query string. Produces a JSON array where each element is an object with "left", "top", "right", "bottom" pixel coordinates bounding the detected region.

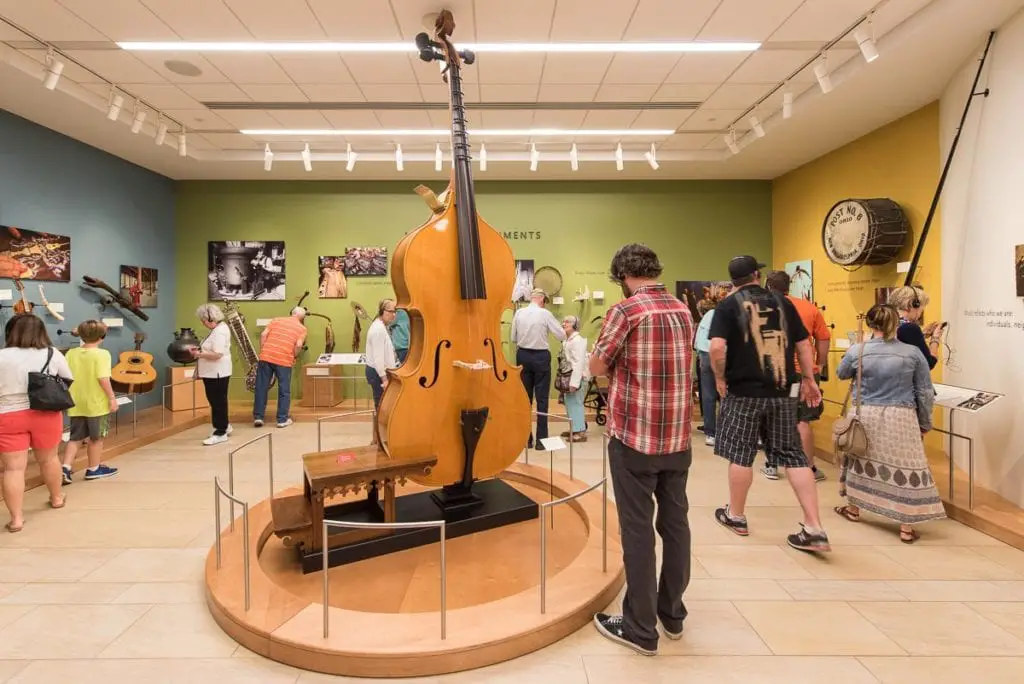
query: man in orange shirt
[
  {"left": 764, "top": 271, "right": 831, "bottom": 482},
  {"left": 253, "top": 307, "right": 307, "bottom": 429}
]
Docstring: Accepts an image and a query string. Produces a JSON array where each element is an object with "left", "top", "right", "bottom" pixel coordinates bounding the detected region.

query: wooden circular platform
[{"left": 205, "top": 463, "right": 624, "bottom": 678}]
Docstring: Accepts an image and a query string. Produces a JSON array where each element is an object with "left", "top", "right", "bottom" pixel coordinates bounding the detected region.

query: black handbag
[
  {"left": 554, "top": 347, "right": 574, "bottom": 393},
  {"left": 28, "top": 348, "right": 75, "bottom": 412}
]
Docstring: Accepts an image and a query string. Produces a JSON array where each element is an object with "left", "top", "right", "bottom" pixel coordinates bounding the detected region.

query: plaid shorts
[{"left": 714, "top": 395, "right": 808, "bottom": 469}]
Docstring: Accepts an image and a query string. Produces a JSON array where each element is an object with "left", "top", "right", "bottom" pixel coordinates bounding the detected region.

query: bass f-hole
[
  {"left": 419, "top": 339, "right": 452, "bottom": 389},
  {"left": 482, "top": 339, "right": 508, "bottom": 382}
]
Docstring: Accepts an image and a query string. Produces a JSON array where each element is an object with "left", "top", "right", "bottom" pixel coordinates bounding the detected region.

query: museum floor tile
[{"left": 3, "top": 421, "right": 1024, "bottom": 683}]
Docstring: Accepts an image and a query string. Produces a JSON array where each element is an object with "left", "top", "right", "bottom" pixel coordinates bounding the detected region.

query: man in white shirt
[{"left": 511, "top": 288, "right": 566, "bottom": 447}]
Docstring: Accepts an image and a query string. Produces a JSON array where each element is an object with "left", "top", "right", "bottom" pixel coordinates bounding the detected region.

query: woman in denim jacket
[{"left": 833, "top": 304, "right": 945, "bottom": 543}]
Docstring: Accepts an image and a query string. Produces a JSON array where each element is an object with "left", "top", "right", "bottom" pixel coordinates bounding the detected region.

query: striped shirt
[
  {"left": 592, "top": 284, "right": 694, "bottom": 455},
  {"left": 259, "top": 316, "right": 306, "bottom": 367}
]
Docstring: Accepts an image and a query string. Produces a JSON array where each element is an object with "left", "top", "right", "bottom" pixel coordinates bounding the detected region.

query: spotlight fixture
[
  {"left": 131, "top": 106, "right": 147, "bottom": 134},
  {"left": 783, "top": 91, "right": 794, "bottom": 119},
  {"left": 725, "top": 131, "right": 740, "bottom": 155},
  {"left": 43, "top": 57, "right": 64, "bottom": 90},
  {"left": 529, "top": 143, "right": 539, "bottom": 172},
  {"left": 395, "top": 144, "right": 403, "bottom": 171},
  {"left": 569, "top": 143, "right": 578, "bottom": 171},
  {"left": 178, "top": 132, "right": 187, "bottom": 157},
  {"left": 345, "top": 143, "right": 357, "bottom": 172},
  {"left": 479, "top": 143, "right": 487, "bottom": 171},
  {"left": 644, "top": 143, "right": 659, "bottom": 170},
  {"left": 614, "top": 143, "right": 623, "bottom": 171},
  {"left": 107, "top": 93, "right": 124, "bottom": 121},
  {"left": 854, "top": 26, "right": 879, "bottom": 63},
  {"left": 434, "top": 143, "right": 443, "bottom": 171},
  {"left": 301, "top": 143, "right": 312, "bottom": 171},
  {"left": 813, "top": 58, "right": 833, "bottom": 94},
  {"left": 749, "top": 115, "right": 765, "bottom": 139},
  {"left": 263, "top": 144, "right": 273, "bottom": 171},
  {"left": 155, "top": 121, "right": 168, "bottom": 146}
]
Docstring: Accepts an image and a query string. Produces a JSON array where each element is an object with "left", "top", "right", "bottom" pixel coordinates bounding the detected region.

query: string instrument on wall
[
  {"left": 37, "top": 285, "right": 64, "bottom": 321},
  {"left": 81, "top": 275, "right": 150, "bottom": 321},
  {"left": 378, "top": 11, "right": 530, "bottom": 502},
  {"left": 11, "top": 277, "right": 31, "bottom": 314},
  {"left": 224, "top": 301, "right": 272, "bottom": 393},
  {"left": 350, "top": 301, "right": 369, "bottom": 352},
  {"left": 110, "top": 332, "right": 157, "bottom": 394},
  {"left": 296, "top": 290, "right": 336, "bottom": 354}
]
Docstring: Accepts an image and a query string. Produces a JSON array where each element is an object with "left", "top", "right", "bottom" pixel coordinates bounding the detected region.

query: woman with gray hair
[
  {"left": 191, "top": 304, "right": 233, "bottom": 446},
  {"left": 558, "top": 315, "right": 590, "bottom": 442}
]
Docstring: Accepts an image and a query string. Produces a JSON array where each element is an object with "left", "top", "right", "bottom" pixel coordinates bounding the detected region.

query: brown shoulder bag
[{"left": 832, "top": 314, "right": 868, "bottom": 458}]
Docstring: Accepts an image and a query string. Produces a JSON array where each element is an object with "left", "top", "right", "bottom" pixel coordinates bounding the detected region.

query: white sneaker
[
  {"left": 210, "top": 424, "right": 234, "bottom": 437},
  {"left": 704, "top": 435, "right": 715, "bottom": 447},
  {"left": 276, "top": 418, "right": 294, "bottom": 428},
  {"left": 202, "top": 434, "right": 228, "bottom": 446}
]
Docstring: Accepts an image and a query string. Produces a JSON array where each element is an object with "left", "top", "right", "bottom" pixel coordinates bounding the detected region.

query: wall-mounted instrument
[
  {"left": 11, "top": 277, "right": 31, "bottom": 314},
  {"left": 821, "top": 199, "right": 908, "bottom": 269},
  {"left": 224, "top": 301, "right": 272, "bottom": 393},
  {"left": 37, "top": 285, "right": 63, "bottom": 321},
  {"left": 350, "top": 301, "right": 369, "bottom": 353},
  {"left": 378, "top": 12, "right": 531, "bottom": 502},
  {"left": 111, "top": 332, "right": 157, "bottom": 394},
  {"left": 533, "top": 265, "right": 563, "bottom": 300},
  {"left": 81, "top": 275, "right": 150, "bottom": 321},
  {"left": 296, "top": 290, "right": 336, "bottom": 355}
]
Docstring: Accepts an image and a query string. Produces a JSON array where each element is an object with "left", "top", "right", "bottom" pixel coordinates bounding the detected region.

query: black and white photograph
[
  {"left": 512, "top": 259, "right": 534, "bottom": 302},
  {"left": 208, "top": 241, "right": 286, "bottom": 301},
  {"left": 957, "top": 391, "right": 1002, "bottom": 412},
  {"left": 342, "top": 247, "right": 388, "bottom": 276}
]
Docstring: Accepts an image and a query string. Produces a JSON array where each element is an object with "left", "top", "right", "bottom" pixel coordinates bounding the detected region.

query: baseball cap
[
  {"left": 530, "top": 288, "right": 548, "bottom": 300},
  {"left": 728, "top": 255, "right": 766, "bottom": 280}
]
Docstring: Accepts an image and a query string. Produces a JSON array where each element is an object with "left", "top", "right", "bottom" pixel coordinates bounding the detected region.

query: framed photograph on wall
[
  {"left": 318, "top": 256, "right": 348, "bottom": 298},
  {"left": 1016, "top": 244, "right": 1024, "bottom": 297},
  {"left": 0, "top": 225, "right": 71, "bottom": 282},
  {"left": 512, "top": 259, "right": 534, "bottom": 302},
  {"left": 675, "top": 281, "right": 729, "bottom": 323},
  {"left": 784, "top": 260, "right": 813, "bottom": 301},
  {"left": 208, "top": 241, "right": 286, "bottom": 301},
  {"left": 342, "top": 247, "right": 387, "bottom": 276},
  {"left": 119, "top": 265, "right": 158, "bottom": 308}
]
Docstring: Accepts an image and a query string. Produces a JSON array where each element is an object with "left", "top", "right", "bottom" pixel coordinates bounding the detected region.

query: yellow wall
[{"left": 772, "top": 102, "right": 942, "bottom": 452}]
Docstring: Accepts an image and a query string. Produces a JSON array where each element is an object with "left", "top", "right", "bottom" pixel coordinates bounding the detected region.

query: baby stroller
[{"left": 584, "top": 376, "right": 608, "bottom": 426}]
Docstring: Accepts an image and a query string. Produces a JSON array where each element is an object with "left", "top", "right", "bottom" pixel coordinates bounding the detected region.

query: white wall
[{"left": 940, "top": 8, "right": 1024, "bottom": 507}]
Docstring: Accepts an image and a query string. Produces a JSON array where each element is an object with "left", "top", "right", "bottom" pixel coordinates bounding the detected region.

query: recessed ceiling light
[
  {"left": 119, "top": 41, "right": 760, "bottom": 54},
  {"left": 239, "top": 128, "right": 676, "bottom": 137},
  {"left": 163, "top": 59, "right": 203, "bottom": 77}
]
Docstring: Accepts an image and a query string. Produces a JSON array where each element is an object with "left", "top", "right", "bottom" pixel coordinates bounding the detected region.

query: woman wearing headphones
[
  {"left": 887, "top": 286, "right": 942, "bottom": 369},
  {"left": 559, "top": 315, "right": 590, "bottom": 442},
  {"left": 191, "top": 304, "right": 233, "bottom": 446}
]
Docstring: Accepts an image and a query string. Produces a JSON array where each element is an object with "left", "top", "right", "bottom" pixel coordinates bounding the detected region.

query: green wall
[{"left": 175, "top": 180, "right": 771, "bottom": 400}]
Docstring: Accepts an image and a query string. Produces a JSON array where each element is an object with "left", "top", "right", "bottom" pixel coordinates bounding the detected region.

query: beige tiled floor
[{"left": 3, "top": 421, "right": 1024, "bottom": 683}]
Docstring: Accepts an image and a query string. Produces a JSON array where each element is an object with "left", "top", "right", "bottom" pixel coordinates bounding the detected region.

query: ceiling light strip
[
  {"left": 204, "top": 101, "right": 702, "bottom": 111},
  {"left": 240, "top": 128, "right": 676, "bottom": 137},
  {"left": 117, "top": 41, "right": 759, "bottom": 54}
]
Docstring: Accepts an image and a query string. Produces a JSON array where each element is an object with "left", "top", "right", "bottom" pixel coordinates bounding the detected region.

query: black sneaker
[
  {"left": 714, "top": 506, "right": 749, "bottom": 536},
  {"left": 592, "top": 613, "right": 657, "bottom": 655},
  {"left": 660, "top": 619, "right": 683, "bottom": 640},
  {"left": 787, "top": 524, "right": 831, "bottom": 552}
]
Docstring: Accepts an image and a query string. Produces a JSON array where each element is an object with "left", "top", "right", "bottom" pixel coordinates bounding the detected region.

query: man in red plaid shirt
[{"left": 588, "top": 243, "right": 694, "bottom": 656}]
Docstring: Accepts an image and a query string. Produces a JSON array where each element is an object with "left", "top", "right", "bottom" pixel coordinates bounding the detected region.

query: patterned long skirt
[{"left": 838, "top": 405, "right": 946, "bottom": 525}]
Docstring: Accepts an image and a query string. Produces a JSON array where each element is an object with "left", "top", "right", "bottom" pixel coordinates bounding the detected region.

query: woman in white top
[
  {"left": 559, "top": 315, "right": 590, "bottom": 442},
  {"left": 191, "top": 304, "right": 233, "bottom": 446},
  {"left": 365, "top": 299, "right": 398, "bottom": 408},
  {"left": 0, "top": 314, "right": 73, "bottom": 532}
]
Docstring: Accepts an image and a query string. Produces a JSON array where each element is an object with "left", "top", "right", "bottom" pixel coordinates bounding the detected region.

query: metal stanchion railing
[
  {"left": 226, "top": 432, "right": 274, "bottom": 530},
  {"left": 214, "top": 476, "right": 250, "bottom": 611},
  {"left": 316, "top": 409, "right": 376, "bottom": 452},
  {"left": 311, "top": 374, "right": 369, "bottom": 413},
  {"left": 524, "top": 410, "right": 577, "bottom": 480},
  {"left": 160, "top": 376, "right": 205, "bottom": 429},
  {"left": 322, "top": 519, "right": 447, "bottom": 639},
  {"left": 539, "top": 474, "right": 608, "bottom": 614}
]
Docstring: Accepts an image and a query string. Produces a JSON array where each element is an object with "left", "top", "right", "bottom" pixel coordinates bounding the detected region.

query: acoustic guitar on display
[{"left": 110, "top": 332, "right": 158, "bottom": 394}]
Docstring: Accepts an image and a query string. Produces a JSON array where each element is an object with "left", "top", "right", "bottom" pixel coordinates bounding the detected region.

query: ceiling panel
[
  {"left": 698, "top": 0, "right": 804, "bottom": 41},
  {"left": 307, "top": 0, "right": 400, "bottom": 40},
  {"left": 56, "top": 0, "right": 179, "bottom": 40},
  {"left": 181, "top": 131, "right": 216, "bottom": 149},
  {"left": 222, "top": 0, "right": 325, "bottom": 40},
  {"left": 536, "top": 83, "right": 599, "bottom": 102},
  {"left": 0, "top": 22, "right": 29, "bottom": 40},
  {"left": 623, "top": 0, "right": 719, "bottom": 40},
  {"left": 373, "top": 109, "right": 433, "bottom": 129},
  {"left": 541, "top": 54, "right": 613, "bottom": 83},
  {"left": 239, "top": 83, "right": 307, "bottom": 101},
  {"left": 389, "top": 0, "right": 476, "bottom": 39},
  {"left": 178, "top": 82, "right": 251, "bottom": 101},
  {"left": 133, "top": 52, "right": 229, "bottom": 82},
  {"left": 0, "top": 0, "right": 108, "bottom": 40},
  {"left": 479, "top": 83, "right": 539, "bottom": 102},
  {"left": 476, "top": 55, "right": 546, "bottom": 85},
  {"left": 651, "top": 83, "right": 717, "bottom": 102},
  {"left": 630, "top": 109, "right": 693, "bottom": 130},
  {"left": 664, "top": 52, "right": 748, "bottom": 84},
  {"left": 680, "top": 108, "right": 744, "bottom": 131},
  {"left": 531, "top": 110, "right": 588, "bottom": 129},
  {"left": 428, "top": 109, "right": 483, "bottom": 129},
  {"left": 580, "top": 110, "right": 640, "bottom": 128},
  {"left": 872, "top": 0, "right": 935, "bottom": 38},
  {"left": 64, "top": 50, "right": 166, "bottom": 83},
  {"left": 140, "top": 0, "right": 252, "bottom": 40},
  {"left": 789, "top": 48, "right": 857, "bottom": 82},
  {"left": 299, "top": 84, "right": 365, "bottom": 101},
  {"left": 164, "top": 108, "right": 232, "bottom": 130},
  {"left": 728, "top": 49, "right": 818, "bottom": 84},
  {"left": 342, "top": 53, "right": 417, "bottom": 84},
  {"left": 216, "top": 109, "right": 281, "bottom": 129},
  {"left": 474, "top": 0, "right": 556, "bottom": 41},
  {"left": 594, "top": 83, "right": 657, "bottom": 102},
  {"left": 770, "top": 0, "right": 877, "bottom": 42},
  {"left": 321, "top": 110, "right": 385, "bottom": 129},
  {"left": 203, "top": 53, "right": 292, "bottom": 83},
  {"left": 550, "top": 0, "right": 638, "bottom": 41},
  {"left": 358, "top": 84, "right": 424, "bottom": 102},
  {"left": 274, "top": 55, "right": 353, "bottom": 84},
  {"left": 603, "top": 53, "right": 681, "bottom": 84},
  {"left": 479, "top": 110, "right": 536, "bottom": 129},
  {"left": 121, "top": 83, "right": 203, "bottom": 109},
  {"left": 201, "top": 132, "right": 261, "bottom": 148},
  {"left": 656, "top": 133, "right": 717, "bottom": 150},
  {"left": 268, "top": 110, "right": 332, "bottom": 128},
  {"left": 419, "top": 80, "right": 480, "bottom": 103},
  {"left": 700, "top": 83, "right": 772, "bottom": 110}
]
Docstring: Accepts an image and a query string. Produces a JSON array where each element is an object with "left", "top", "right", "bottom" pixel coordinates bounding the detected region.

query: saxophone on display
[{"left": 223, "top": 302, "right": 274, "bottom": 392}]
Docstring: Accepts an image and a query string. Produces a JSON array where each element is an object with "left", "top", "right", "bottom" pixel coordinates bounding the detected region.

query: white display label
[
  {"left": 552, "top": 296, "right": 564, "bottom": 305},
  {"left": 316, "top": 353, "right": 365, "bottom": 365},
  {"left": 593, "top": 290, "right": 605, "bottom": 300},
  {"left": 0, "top": 289, "right": 11, "bottom": 301},
  {"left": 539, "top": 436, "right": 567, "bottom": 452},
  {"left": 256, "top": 318, "right": 272, "bottom": 327},
  {"left": 50, "top": 302, "right": 65, "bottom": 313},
  {"left": 836, "top": 338, "right": 851, "bottom": 349},
  {"left": 184, "top": 368, "right": 195, "bottom": 378},
  {"left": 102, "top": 318, "right": 124, "bottom": 328},
  {"left": 116, "top": 396, "right": 133, "bottom": 406},
  {"left": 306, "top": 367, "right": 330, "bottom": 376},
  {"left": 897, "top": 261, "right": 911, "bottom": 273}
]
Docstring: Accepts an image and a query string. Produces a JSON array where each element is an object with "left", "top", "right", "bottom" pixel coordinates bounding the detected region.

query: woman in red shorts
[{"left": 0, "top": 314, "right": 73, "bottom": 532}]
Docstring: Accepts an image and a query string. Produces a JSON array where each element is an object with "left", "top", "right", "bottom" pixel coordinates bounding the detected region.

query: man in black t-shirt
[{"left": 708, "top": 255, "right": 830, "bottom": 553}]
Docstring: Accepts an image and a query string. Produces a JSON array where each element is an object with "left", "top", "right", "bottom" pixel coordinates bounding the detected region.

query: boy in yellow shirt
[{"left": 61, "top": 320, "right": 119, "bottom": 483}]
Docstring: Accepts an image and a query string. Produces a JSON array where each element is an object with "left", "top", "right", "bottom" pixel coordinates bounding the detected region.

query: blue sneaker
[
  {"left": 61, "top": 465, "right": 72, "bottom": 485},
  {"left": 84, "top": 464, "right": 118, "bottom": 480}
]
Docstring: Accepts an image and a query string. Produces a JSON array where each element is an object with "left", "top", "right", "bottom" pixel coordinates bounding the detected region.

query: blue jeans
[
  {"left": 698, "top": 351, "right": 718, "bottom": 437},
  {"left": 395, "top": 348, "right": 408, "bottom": 365},
  {"left": 253, "top": 361, "right": 293, "bottom": 424},
  {"left": 366, "top": 366, "right": 384, "bottom": 408},
  {"left": 564, "top": 383, "right": 587, "bottom": 432}
]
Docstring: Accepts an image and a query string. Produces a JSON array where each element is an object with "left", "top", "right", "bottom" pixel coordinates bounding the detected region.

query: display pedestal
[
  {"left": 300, "top": 363, "right": 344, "bottom": 408},
  {"left": 164, "top": 366, "right": 208, "bottom": 412},
  {"left": 932, "top": 383, "right": 1004, "bottom": 510}
]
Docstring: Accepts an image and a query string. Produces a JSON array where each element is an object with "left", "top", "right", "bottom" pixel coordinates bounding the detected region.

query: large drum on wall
[{"left": 821, "top": 198, "right": 909, "bottom": 267}]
